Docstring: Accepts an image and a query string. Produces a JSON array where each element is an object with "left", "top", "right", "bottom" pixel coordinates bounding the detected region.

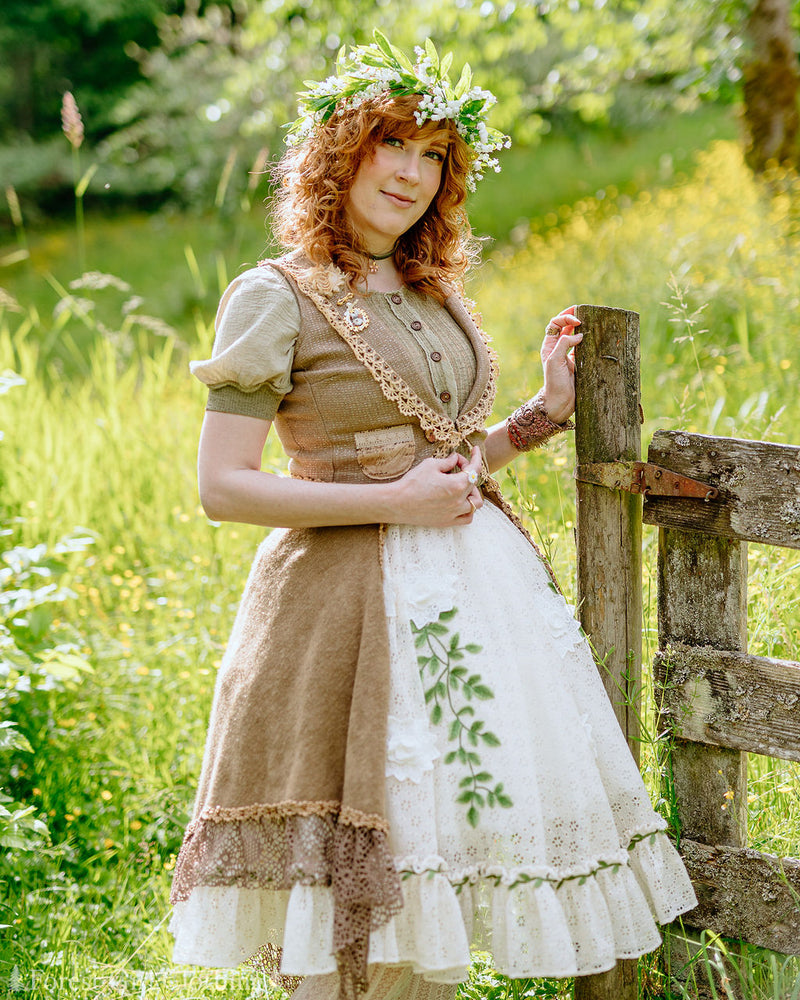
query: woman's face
[{"left": 344, "top": 129, "right": 449, "bottom": 253}]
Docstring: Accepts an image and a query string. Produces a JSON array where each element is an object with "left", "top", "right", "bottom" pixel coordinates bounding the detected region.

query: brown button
[
  {"left": 440, "top": 391, "right": 452, "bottom": 403},
  {"left": 410, "top": 320, "right": 422, "bottom": 331},
  {"left": 391, "top": 293, "right": 402, "bottom": 304},
  {"left": 430, "top": 351, "right": 442, "bottom": 362},
  {"left": 425, "top": 430, "right": 437, "bottom": 443}
]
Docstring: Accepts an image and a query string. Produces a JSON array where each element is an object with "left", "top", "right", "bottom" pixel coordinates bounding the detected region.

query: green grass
[{"left": 1, "top": 108, "right": 799, "bottom": 999}]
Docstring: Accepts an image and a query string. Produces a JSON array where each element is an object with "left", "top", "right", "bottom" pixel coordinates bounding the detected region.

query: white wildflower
[{"left": 286, "top": 32, "right": 511, "bottom": 188}]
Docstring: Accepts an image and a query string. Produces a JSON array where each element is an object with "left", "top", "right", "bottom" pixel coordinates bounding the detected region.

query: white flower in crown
[
  {"left": 386, "top": 715, "right": 441, "bottom": 783},
  {"left": 285, "top": 30, "right": 510, "bottom": 190}
]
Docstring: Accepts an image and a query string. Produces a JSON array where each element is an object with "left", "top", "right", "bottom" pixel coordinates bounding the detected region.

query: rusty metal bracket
[{"left": 575, "top": 461, "right": 719, "bottom": 500}]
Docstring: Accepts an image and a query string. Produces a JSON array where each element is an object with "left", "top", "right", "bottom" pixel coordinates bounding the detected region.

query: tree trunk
[
  {"left": 742, "top": 0, "right": 800, "bottom": 172},
  {"left": 9, "top": 45, "right": 37, "bottom": 135}
]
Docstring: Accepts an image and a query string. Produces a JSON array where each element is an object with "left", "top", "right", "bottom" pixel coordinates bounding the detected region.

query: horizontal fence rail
[
  {"left": 644, "top": 430, "right": 800, "bottom": 549},
  {"left": 655, "top": 645, "right": 800, "bottom": 762},
  {"left": 679, "top": 840, "right": 800, "bottom": 957}
]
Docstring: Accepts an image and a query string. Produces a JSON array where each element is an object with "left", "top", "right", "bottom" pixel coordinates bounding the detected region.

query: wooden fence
[
  {"left": 572, "top": 305, "right": 800, "bottom": 1000},
  {"left": 645, "top": 431, "right": 800, "bottom": 967}
]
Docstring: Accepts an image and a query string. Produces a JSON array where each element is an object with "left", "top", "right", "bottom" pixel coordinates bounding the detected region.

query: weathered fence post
[
  {"left": 573, "top": 305, "right": 641, "bottom": 1000},
  {"left": 657, "top": 530, "right": 749, "bottom": 848},
  {"left": 573, "top": 305, "right": 642, "bottom": 755},
  {"left": 656, "top": 528, "right": 748, "bottom": 998}
]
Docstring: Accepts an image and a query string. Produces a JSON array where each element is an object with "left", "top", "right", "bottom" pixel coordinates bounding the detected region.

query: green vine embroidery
[
  {"left": 412, "top": 607, "right": 512, "bottom": 827},
  {"left": 399, "top": 830, "right": 662, "bottom": 893}
]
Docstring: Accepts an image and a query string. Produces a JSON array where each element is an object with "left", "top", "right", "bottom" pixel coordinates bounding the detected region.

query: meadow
[{"left": 1, "top": 109, "right": 799, "bottom": 999}]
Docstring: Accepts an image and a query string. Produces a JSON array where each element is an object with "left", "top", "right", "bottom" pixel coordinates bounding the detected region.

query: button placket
[
  {"left": 384, "top": 291, "right": 460, "bottom": 420},
  {"left": 405, "top": 312, "right": 457, "bottom": 417},
  {"left": 429, "top": 348, "right": 459, "bottom": 419}
]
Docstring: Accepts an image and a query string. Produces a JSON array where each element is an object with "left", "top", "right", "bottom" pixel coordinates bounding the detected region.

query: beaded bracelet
[{"left": 506, "top": 389, "right": 574, "bottom": 452}]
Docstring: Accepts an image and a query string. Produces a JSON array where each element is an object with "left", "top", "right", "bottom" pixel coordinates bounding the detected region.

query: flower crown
[{"left": 285, "top": 31, "right": 510, "bottom": 191}]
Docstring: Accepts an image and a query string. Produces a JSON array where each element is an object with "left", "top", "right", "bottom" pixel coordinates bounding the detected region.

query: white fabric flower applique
[
  {"left": 404, "top": 561, "right": 457, "bottom": 628},
  {"left": 547, "top": 600, "right": 584, "bottom": 651},
  {"left": 579, "top": 713, "right": 598, "bottom": 759},
  {"left": 386, "top": 715, "right": 441, "bottom": 783},
  {"left": 301, "top": 262, "right": 346, "bottom": 297}
]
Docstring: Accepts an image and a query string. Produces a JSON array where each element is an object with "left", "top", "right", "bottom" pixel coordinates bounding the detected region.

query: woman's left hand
[{"left": 539, "top": 306, "right": 583, "bottom": 424}]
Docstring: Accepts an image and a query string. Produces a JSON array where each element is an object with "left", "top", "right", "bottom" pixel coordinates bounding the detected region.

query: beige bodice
[{"left": 192, "top": 257, "right": 499, "bottom": 485}]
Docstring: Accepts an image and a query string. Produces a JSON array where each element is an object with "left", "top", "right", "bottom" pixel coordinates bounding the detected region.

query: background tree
[
  {"left": 0, "top": 0, "right": 180, "bottom": 141},
  {"left": 99, "top": 0, "right": 747, "bottom": 207},
  {"left": 0, "top": 0, "right": 228, "bottom": 212},
  {"left": 742, "top": 0, "right": 800, "bottom": 170}
]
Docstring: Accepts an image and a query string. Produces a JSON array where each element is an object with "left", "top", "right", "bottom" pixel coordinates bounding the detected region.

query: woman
[{"left": 170, "top": 33, "right": 696, "bottom": 1000}]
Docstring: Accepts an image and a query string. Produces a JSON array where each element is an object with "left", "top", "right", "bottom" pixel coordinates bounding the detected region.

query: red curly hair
[{"left": 271, "top": 95, "right": 478, "bottom": 301}]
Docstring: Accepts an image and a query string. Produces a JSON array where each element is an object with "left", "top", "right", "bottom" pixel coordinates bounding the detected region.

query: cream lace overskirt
[{"left": 171, "top": 502, "right": 696, "bottom": 981}]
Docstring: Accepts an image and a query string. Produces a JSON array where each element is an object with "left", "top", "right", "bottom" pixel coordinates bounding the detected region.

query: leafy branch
[
  {"left": 412, "top": 607, "right": 511, "bottom": 827},
  {"left": 400, "top": 829, "right": 662, "bottom": 895}
]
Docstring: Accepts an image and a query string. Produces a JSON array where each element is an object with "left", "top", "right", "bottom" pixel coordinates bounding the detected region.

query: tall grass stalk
[
  {"left": 60, "top": 92, "right": 96, "bottom": 276},
  {"left": 3, "top": 185, "right": 29, "bottom": 268},
  {"left": 663, "top": 274, "right": 712, "bottom": 425}
]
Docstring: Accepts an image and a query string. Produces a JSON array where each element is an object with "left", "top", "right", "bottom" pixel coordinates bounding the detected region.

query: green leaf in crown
[{"left": 284, "top": 30, "right": 511, "bottom": 191}]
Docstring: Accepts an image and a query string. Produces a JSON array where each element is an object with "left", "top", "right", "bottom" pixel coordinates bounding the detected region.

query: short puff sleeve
[{"left": 190, "top": 265, "right": 300, "bottom": 421}]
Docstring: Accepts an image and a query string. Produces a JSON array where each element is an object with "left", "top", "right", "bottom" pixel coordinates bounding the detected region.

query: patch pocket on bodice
[{"left": 354, "top": 424, "right": 416, "bottom": 480}]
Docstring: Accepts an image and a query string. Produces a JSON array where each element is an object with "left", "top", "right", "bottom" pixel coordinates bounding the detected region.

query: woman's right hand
[{"left": 388, "top": 446, "right": 484, "bottom": 527}]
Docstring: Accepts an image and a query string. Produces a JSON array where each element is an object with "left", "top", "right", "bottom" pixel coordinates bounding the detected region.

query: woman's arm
[
  {"left": 198, "top": 411, "right": 484, "bottom": 529},
  {"left": 484, "top": 307, "right": 583, "bottom": 474}
]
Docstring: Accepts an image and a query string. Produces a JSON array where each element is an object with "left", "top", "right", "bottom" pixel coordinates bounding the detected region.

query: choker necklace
[{"left": 367, "top": 246, "right": 396, "bottom": 274}]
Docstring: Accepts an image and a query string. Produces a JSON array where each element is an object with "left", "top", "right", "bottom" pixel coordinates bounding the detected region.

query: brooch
[{"left": 338, "top": 293, "right": 370, "bottom": 333}]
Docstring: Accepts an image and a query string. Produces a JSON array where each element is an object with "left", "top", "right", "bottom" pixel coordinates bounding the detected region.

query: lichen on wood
[{"left": 645, "top": 431, "right": 800, "bottom": 550}]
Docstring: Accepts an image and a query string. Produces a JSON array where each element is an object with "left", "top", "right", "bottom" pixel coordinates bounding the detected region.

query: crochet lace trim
[
  {"left": 171, "top": 803, "right": 403, "bottom": 999},
  {"left": 277, "top": 259, "right": 498, "bottom": 457},
  {"left": 193, "top": 798, "right": 390, "bottom": 833}
]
